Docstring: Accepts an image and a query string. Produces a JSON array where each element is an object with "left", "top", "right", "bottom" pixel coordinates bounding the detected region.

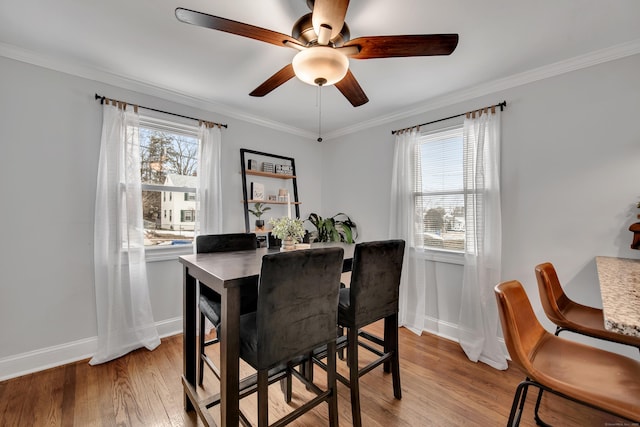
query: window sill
[
  {"left": 414, "top": 248, "right": 465, "bottom": 265},
  {"left": 145, "top": 244, "right": 194, "bottom": 262}
]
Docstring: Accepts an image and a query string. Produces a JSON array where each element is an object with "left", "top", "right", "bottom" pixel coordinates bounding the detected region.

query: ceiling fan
[{"left": 175, "top": 0, "right": 458, "bottom": 107}]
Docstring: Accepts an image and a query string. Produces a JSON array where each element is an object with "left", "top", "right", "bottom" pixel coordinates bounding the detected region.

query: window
[
  {"left": 139, "top": 116, "right": 199, "bottom": 246},
  {"left": 414, "top": 126, "right": 465, "bottom": 252},
  {"left": 181, "top": 209, "right": 195, "bottom": 222}
]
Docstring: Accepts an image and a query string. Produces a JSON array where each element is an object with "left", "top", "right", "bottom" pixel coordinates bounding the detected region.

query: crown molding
[
  {"left": 324, "top": 38, "right": 640, "bottom": 140},
  {"left": 0, "top": 42, "right": 316, "bottom": 139},
  {"left": 2, "top": 39, "right": 639, "bottom": 141}
]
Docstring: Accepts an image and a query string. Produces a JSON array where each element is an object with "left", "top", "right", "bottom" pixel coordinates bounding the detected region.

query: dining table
[
  {"left": 595, "top": 256, "right": 640, "bottom": 338},
  {"left": 179, "top": 241, "right": 355, "bottom": 427}
]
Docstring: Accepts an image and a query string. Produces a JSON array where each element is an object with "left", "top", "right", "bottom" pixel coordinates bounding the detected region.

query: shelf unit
[{"left": 240, "top": 148, "right": 300, "bottom": 233}]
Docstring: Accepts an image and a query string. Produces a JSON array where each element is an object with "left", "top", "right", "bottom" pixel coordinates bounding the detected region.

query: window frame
[
  {"left": 137, "top": 114, "right": 200, "bottom": 261},
  {"left": 413, "top": 123, "right": 466, "bottom": 265}
]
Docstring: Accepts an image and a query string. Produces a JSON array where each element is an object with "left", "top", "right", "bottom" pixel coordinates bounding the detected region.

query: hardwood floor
[{"left": 0, "top": 323, "right": 629, "bottom": 426}]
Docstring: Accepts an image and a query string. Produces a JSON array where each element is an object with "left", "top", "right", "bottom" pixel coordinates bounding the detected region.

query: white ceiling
[{"left": 1, "top": 0, "right": 640, "bottom": 139}]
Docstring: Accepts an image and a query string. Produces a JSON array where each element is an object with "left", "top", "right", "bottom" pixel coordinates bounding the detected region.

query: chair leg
[
  {"left": 507, "top": 380, "right": 530, "bottom": 427},
  {"left": 305, "top": 353, "right": 314, "bottom": 385},
  {"left": 337, "top": 325, "right": 345, "bottom": 360},
  {"left": 198, "top": 312, "right": 206, "bottom": 386},
  {"left": 385, "top": 314, "right": 402, "bottom": 399},
  {"left": 257, "top": 369, "right": 269, "bottom": 427},
  {"left": 533, "top": 387, "right": 552, "bottom": 427},
  {"left": 279, "top": 363, "right": 292, "bottom": 403},
  {"left": 383, "top": 317, "right": 392, "bottom": 373},
  {"left": 327, "top": 341, "right": 339, "bottom": 427},
  {"left": 348, "top": 326, "right": 362, "bottom": 427}
]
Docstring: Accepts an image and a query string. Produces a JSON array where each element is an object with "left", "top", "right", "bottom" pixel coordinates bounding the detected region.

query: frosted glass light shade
[{"left": 292, "top": 46, "right": 349, "bottom": 86}]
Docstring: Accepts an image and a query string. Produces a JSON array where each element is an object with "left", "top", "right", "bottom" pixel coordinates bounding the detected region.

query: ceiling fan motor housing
[{"left": 291, "top": 13, "right": 350, "bottom": 47}]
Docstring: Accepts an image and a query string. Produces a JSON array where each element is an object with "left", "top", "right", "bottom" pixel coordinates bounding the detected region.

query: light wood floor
[{"left": 0, "top": 322, "right": 628, "bottom": 426}]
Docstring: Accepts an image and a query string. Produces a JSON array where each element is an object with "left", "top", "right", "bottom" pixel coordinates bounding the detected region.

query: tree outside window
[{"left": 139, "top": 119, "right": 199, "bottom": 246}]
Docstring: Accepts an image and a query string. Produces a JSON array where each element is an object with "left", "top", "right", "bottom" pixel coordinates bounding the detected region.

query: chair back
[
  {"left": 494, "top": 280, "right": 549, "bottom": 373},
  {"left": 196, "top": 233, "right": 257, "bottom": 253},
  {"left": 196, "top": 233, "right": 258, "bottom": 313},
  {"left": 256, "top": 247, "right": 344, "bottom": 370},
  {"left": 535, "top": 262, "right": 571, "bottom": 326},
  {"left": 347, "top": 240, "right": 405, "bottom": 328}
]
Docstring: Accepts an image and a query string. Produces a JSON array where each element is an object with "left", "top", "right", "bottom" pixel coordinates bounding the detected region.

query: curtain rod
[
  {"left": 391, "top": 101, "right": 506, "bottom": 135},
  {"left": 94, "top": 93, "right": 228, "bottom": 129}
]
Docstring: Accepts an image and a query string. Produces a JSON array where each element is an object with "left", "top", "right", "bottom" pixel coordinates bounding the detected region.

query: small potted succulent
[
  {"left": 248, "top": 202, "right": 271, "bottom": 230},
  {"left": 269, "top": 217, "right": 305, "bottom": 250}
]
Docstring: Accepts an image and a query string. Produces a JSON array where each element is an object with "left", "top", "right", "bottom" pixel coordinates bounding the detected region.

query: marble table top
[{"left": 595, "top": 256, "right": 640, "bottom": 337}]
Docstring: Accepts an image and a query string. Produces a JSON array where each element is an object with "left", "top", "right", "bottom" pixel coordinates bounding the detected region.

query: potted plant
[
  {"left": 306, "top": 212, "right": 357, "bottom": 243},
  {"left": 269, "top": 217, "right": 305, "bottom": 250},
  {"left": 248, "top": 202, "right": 271, "bottom": 230},
  {"left": 631, "top": 201, "right": 640, "bottom": 250}
]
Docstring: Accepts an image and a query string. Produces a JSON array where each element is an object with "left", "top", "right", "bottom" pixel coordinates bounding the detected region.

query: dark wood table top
[{"left": 179, "top": 242, "right": 355, "bottom": 289}]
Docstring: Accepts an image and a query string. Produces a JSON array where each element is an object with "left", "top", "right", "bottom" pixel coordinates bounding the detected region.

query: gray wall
[
  {"left": 323, "top": 53, "right": 640, "bottom": 359},
  {"left": 0, "top": 55, "right": 324, "bottom": 378},
  {"left": 1, "top": 52, "right": 639, "bottom": 379}
]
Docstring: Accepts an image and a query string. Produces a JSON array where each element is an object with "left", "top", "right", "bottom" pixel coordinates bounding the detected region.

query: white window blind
[{"left": 415, "top": 126, "right": 465, "bottom": 252}]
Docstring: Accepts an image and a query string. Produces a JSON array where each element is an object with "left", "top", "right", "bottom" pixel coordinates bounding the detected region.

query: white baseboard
[
  {"left": 420, "top": 315, "right": 510, "bottom": 362},
  {"left": 0, "top": 316, "right": 183, "bottom": 382},
  {"left": 1, "top": 314, "right": 509, "bottom": 382}
]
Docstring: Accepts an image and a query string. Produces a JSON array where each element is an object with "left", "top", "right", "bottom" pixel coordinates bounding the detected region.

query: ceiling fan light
[{"left": 292, "top": 47, "right": 349, "bottom": 86}]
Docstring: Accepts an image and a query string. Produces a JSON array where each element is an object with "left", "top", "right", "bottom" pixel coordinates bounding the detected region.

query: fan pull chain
[{"left": 317, "top": 84, "right": 323, "bottom": 142}]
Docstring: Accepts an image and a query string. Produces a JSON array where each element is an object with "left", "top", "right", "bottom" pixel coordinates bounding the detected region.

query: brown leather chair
[
  {"left": 535, "top": 262, "right": 640, "bottom": 348},
  {"left": 238, "top": 247, "right": 344, "bottom": 427},
  {"left": 196, "top": 233, "right": 259, "bottom": 385},
  {"left": 495, "top": 280, "right": 640, "bottom": 426}
]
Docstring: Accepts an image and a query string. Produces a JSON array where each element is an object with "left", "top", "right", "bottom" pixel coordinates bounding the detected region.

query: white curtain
[
  {"left": 389, "top": 129, "right": 427, "bottom": 335},
  {"left": 91, "top": 103, "right": 160, "bottom": 365},
  {"left": 195, "top": 124, "right": 223, "bottom": 334},
  {"left": 458, "top": 110, "right": 507, "bottom": 370},
  {"left": 196, "top": 124, "right": 223, "bottom": 236}
]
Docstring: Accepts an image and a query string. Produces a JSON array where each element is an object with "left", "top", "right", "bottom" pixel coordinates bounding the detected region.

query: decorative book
[{"left": 251, "top": 182, "right": 264, "bottom": 200}]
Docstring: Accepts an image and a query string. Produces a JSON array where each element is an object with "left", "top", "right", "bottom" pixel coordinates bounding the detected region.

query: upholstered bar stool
[
  {"left": 238, "top": 247, "right": 344, "bottom": 427},
  {"left": 196, "top": 233, "right": 259, "bottom": 385},
  {"left": 317, "top": 240, "right": 405, "bottom": 427}
]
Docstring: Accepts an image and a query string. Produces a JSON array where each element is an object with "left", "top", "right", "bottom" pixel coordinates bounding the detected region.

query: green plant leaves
[
  {"left": 248, "top": 202, "right": 271, "bottom": 219},
  {"left": 305, "top": 212, "right": 357, "bottom": 243}
]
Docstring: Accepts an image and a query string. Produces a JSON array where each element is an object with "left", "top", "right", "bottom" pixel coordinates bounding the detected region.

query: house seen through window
[
  {"left": 139, "top": 116, "right": 199, "bottom": 246},
  {"left": 415, "top": 126, "right": 465, "bottom": 252}
]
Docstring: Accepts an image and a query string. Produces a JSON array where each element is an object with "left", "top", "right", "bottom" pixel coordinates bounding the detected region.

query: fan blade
[
  {"left": 344, "top": 34, "right": 459, "bottom": 59},
  {"left": 335, "top": 70, "right": 368, "bottom": 107},
  {"left": 312, "top": 0, "right": 349, "bottom": 43},
  {"left": 175, "top": 8, "right": 303, "bottom": 48},
  {"left": 249, "top": 64, "right": 296, "bottom": 97}
]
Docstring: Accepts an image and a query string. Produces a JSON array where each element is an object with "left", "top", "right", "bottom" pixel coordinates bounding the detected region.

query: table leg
[
  {"left": 183, "top": 267, "right": 197, "bottom": 412},
  {"left": 220, "top": 285, "right": 241, "bottom": 426}
]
